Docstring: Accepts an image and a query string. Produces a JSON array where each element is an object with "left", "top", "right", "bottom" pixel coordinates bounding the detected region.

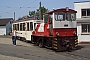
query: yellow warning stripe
[
  {"left": 53, "top": 41, "right": 57, "bottom": 43},
  {"left": 75, "top": 39, "right": 78, "bottom": 42},
  {"left": 53, "top": 47, "right": 57, "bottom": 49},
  {"left": 75, "top": 45, "right": 78, "bottom": 47},
  {"left": 54, "top": 38, "right": 57, "bottom": 40},
  {"left": 53, "top": 44, "right": 57, "bottom": 46},
  {"left": 75, "top": 38, "right": 78, "bottom": 47},
  {"left": 75, "top": 42, "right": 78, "bottom": 44}
]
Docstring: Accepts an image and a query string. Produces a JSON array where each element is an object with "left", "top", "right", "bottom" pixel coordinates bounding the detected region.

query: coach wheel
[
  {"left": 22, "top": 37, "right": 26, "bottom": 42},
  {"left": 26, "top": 40, "right": 30, "bottom": 43}
]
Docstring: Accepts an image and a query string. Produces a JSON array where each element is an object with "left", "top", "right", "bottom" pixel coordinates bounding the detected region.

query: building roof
[
  {"left": 0, "top": 18, "right": 13, "bottom": 26},
  {"left": 77, "top": 18, "right": 90, "bottom": 23},
  {"left": 74, "top": 1, "right": 90, "bottom": 3}
]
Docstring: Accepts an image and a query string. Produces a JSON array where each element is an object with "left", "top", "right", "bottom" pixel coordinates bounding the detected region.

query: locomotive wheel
[{"left": 39, "top": 42, "right": 43, "bottom": 48}]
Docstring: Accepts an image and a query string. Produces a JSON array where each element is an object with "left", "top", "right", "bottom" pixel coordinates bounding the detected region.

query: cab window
[
  {"left": 44, "top": 14, "right": 48, "bottom": 23},
  {"left": 55, "top": 12, "right": 65, "bottom": 21},
  {"left": 67, "top": 13, "right": 76, "bottom": 21}
]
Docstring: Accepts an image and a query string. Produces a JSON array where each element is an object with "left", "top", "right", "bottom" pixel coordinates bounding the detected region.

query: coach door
[
  {"left": 26, "top": 22, "right": 30, "bottom": 41},
  {"left": 26, "top": 22, "right": 33, "bottom": 41}
]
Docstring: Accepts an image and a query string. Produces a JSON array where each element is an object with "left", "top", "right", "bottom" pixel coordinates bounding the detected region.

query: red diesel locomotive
[{"left": 31, "top": 7, "right": 78, "bottom": 51}]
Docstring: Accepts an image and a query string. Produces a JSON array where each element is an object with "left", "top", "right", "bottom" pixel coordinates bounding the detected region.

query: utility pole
[
  {"left": 0, "top": 14, "right": 1, "bottom": 18},
  {"left": 14, "top": 12, "right": 15, "bottom": 20},
  {"left": 0, "top": 15, "right": 1, "bottom": 18},
  {"left": 39, "top": 2, "right": 43, "bottom": 20}
]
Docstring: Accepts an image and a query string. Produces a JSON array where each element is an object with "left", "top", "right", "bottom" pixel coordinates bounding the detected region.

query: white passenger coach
[{"left": 12, "top": 19, "right": 43, "bottom": 41}]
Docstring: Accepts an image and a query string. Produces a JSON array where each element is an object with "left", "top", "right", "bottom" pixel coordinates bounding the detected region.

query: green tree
[
  {"left": 29, "top": 6, "right": 48, "bottom": 19},
  {"left": 29, "top": 11, "right": 36, "bottom": 16},
  {"left": 39, "top": 6, "right": 48, "bottom": 19}
]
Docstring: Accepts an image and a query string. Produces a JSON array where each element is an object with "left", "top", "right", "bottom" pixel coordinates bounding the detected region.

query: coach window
[
  {"left": 30, "top": 22, "right": 33, "bottom": 30},
  {"left": 13, "top": 24, "right": 14, "bottom": 30},
  {"left": 15, "top": 24, "right": 17, "bottom": 30},
  {"left": 22, "top": 23, "right": 25, "bottom": 31},
  {"left": 13, "top": 24, "right": 15, "bottom": 30},
  {"left": 15, "top": 24, "right": 18, "bottom": 31},
  {"left": 17, "top": 24, "right": 19, "bottom": 31},
  {"left": 27, "top": 22, "right": 29, "bottom": 31},
  {"left": 20, "top": 23, "right": 22, "bottom": 31}
]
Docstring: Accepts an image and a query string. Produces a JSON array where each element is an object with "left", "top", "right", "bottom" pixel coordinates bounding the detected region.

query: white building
[
  {"left": 0, "top": 18, "right": 13, "bottom": 35},
  {"left": 74, "top": 1, "right": 90, "bottom": 43}
]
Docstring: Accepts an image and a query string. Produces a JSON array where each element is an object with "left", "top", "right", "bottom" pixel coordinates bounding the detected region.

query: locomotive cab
[{"left": 43, "top": 7, "right": 77, "bottom": 36}]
